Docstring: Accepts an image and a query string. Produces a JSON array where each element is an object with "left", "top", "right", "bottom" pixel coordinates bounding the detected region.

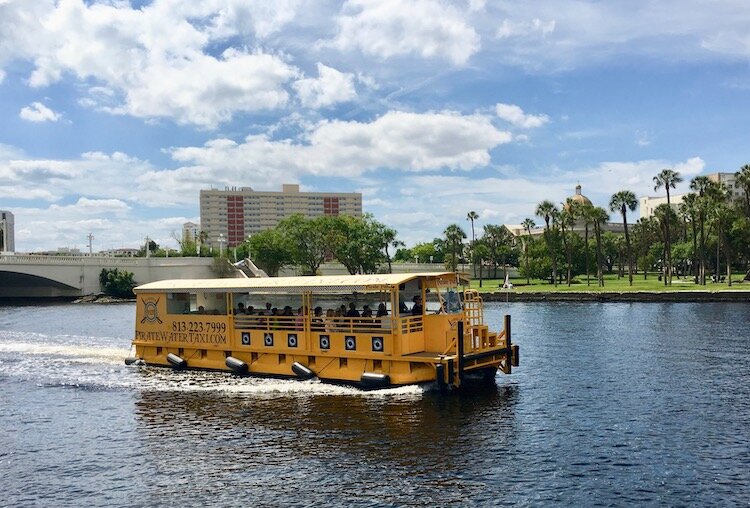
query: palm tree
[
  {"left": 678, "top": 193, "right": 699, "bottom": 283},
  {"left": 381, "top": 226, "right": 401, "bottom": 273},
  {"left": 466, "top": 211, "right": 479, "bottom": 277},
  {"left": 579, "top": 203, "right": 595, "bottom": 286},
  {"left": 609, "top": 190, "right": 638, "bottom": 285},
  {"left": 653, "top": 169, "right": 682, "bottom": 284},
  {"left": 735, "top": 164, "right": 750, "bottom": 216},
  {"left": 560, "top": 200, "right": 576, "bottom": 286},
  {"left": 521, "top": 218, "right": 535, "bottom": 285},
  {"left": 535, "top": 200, "right": 559, "bottom": 286},
  {"left": 591, "top": 207, "right": 609, "bottom": 287},
  {"left": 443, "top": 224, "right": 467, "bottom": 272},
  {"left": 690, "top": 176, "right": 712, "bottom": 284}
]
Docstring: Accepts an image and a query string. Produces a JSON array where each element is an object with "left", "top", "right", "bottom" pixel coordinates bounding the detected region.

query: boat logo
[
  {"left": 264, "top": 332, "right": 274, "bottom": 346},
  {"left": 241, "top": 332, "right": 250, "bottom": 345},
  {"left": 287, "top": 334, "right": 298, "bottom": 348},
  {"left": 372, "top": 337, "right": 384, "bottom": 352},
  {"left": 140, "top": 298, "right": 162, "bottom": 324}
]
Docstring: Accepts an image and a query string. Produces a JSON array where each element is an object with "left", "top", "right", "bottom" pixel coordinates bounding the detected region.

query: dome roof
[{"left": 566, "top": 184, "right": 592, "bottom": 208}]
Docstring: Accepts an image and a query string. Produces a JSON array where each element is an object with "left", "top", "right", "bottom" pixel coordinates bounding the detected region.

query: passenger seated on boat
[
  {"left": 295, "top": 306, "right": 305, "bottom": 330},
  {"left": 197, "top": 305, "right": 205, "bottom": 314},
  {"left": 312, "top": 306, "right": 324, "bottom": 331},
  {"left": 376, "top": 303, "right": 388, "bottom": 317},
  {"left": 411, "top": 295, "right": 423, "bottom": 316},
  {"left": 361, "top": 305, "right": 373, "bottom": 318},
  {"left": 245, "top": 305, "right": 255, "bottom": 315},
  {"left": 325, "top": 308, "right": 336, "bottom": 332},
  {"left": 234, "top": 302, "right": 245, "bottom": 315},
  {"left": 346, "top": 302, "right": 360, "bottom": 318}
]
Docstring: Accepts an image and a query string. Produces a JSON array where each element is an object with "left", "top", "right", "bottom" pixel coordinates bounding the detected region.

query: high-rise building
[
  {"left": 0, "top": 210, "right": 14, "bottom": 253},
  {"left": 182, "top": 221, "right": 200, "bottom": 245},
  {"left": 200, "top": 184, "right": 362, "bottom": 247}
]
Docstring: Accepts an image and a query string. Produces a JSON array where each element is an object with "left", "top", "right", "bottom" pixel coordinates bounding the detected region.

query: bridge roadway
[{"left": 0, "top": 254, "right": 220, "bottom": 298}]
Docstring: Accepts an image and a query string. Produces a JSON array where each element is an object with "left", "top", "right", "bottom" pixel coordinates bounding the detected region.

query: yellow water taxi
[{"left": 129, "top": 272, "right": 518, "bottom": 389}]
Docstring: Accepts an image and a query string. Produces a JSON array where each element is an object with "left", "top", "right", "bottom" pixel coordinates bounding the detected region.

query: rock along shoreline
[{"left": 482, "top": 290, "right": 750, "bottom": 303}]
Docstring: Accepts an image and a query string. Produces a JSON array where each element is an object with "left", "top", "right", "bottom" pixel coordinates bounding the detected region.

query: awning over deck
[{"left": 134, "top": 272, "right": 464, "bottom": 294}]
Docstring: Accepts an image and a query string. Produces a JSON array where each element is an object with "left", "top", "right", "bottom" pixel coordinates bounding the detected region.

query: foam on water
[{"left": 0, "top": 330, "right": 427, "bottom": 399}]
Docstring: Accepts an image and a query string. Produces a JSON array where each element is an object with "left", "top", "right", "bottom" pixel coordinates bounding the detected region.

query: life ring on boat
[
  {"left": 264, "top": 333, "right": 274, "bottom": 346},
  {"left": 319, "top": 335, "right": 330, "bottom": 349},
  {"left": 371, "top": 337, "right": 384, "bottom": 352},
  {"left": 241, "top": 332, "right": 250, "bottom": 345},
  {"left": 345, "top": 336, "right": 356, "bottom": 351},
  {"left": 288, "top": 334, "right": 298, "bottom": 348}
]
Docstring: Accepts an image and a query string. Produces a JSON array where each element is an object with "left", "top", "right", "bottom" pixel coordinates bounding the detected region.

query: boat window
[
  {"left": 166, "top": 292, "right": 190, "bottom": 314},
  {"left": 190, "top": 292, "right": 227, "bottom": 315}
]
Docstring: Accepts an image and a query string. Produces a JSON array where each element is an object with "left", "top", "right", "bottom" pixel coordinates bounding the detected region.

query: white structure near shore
[{"left": 0, "top": 210, "right": 14, "bottom": 253}]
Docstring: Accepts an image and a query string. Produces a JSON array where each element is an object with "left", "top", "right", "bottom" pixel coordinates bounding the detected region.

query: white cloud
[
  {"left": 485, "top": 1, "right": 750, "bottom": 70},
  {"left": 495, "top": 103, "right": 549, "bottom": 129},
  {"left": 157, "top": 110, "right": 512, "bottom": 199},
  {"left": 327, "top": 0, "right": 480, "bottom": 65},
  {"left": 497, "top": 18, "right": 555, "bottom": 38},
  {"left": 293, "top": 63, "right": 357, "bottom": 108},
  {"left": 19, "top": 101, "right": 60, "bottom": 122},
  {"left": 1, "top": 0, "right": 300, "bottom": 128}
]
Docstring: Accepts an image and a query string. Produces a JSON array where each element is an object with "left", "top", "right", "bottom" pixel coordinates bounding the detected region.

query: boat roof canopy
[{"left": 134, "top": 272, "right": 465, "bottom": 294}]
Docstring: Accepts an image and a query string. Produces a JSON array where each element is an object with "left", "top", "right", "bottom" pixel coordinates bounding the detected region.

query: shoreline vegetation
[{"left": 471, "top": 273, "right": 750, "bottom": 302}]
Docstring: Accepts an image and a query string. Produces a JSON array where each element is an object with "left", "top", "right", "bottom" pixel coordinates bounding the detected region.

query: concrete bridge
[{"left": 0, "top": 254, "right": 222, "bottom": 298}]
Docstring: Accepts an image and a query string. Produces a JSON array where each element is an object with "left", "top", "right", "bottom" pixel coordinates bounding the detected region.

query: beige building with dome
[{"left": 505, "top": 185, "right": 625, "bottom": 239}]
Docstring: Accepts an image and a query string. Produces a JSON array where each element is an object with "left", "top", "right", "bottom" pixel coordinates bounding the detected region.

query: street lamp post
[{"left": 218, "top": 234, "right": 226, "bottom": 258}]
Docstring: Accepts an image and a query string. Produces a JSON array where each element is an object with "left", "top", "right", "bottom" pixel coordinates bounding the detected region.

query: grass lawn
[{"left": 469, "top": 272, "right": 750, "bottom": 292}]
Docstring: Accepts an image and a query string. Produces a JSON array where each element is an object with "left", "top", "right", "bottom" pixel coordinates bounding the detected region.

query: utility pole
[
  {"left": 145, "top": 236, "right": 150, "bottom": 258},
  {"left": 87, "top": 233, "right": 94, "bottom": 255}
]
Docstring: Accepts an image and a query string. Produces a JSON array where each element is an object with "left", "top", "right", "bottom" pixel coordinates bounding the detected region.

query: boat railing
[
  {"left": 233, "top": 314, "right": 394, "bottom": 334},
  {"left": 399, "top": 315, "right": 423, "bottom": 334}
]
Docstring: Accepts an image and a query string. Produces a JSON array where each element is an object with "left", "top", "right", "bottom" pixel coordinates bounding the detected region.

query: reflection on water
[
  {"left": 1, "top": 301, "right": 749, "bottom": 506},
  {"left": 132, "top": 385, "right": 519, "bottom": 506}
]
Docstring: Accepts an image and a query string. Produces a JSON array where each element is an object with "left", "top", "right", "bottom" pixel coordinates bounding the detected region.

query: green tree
[
  {"left": 560, "top": 200, "right": 576, "bottom": 286},
  {"left": 246, "top": 228, "right": 294, "bottom": 276},
  {"left": 653, "top": 168, "right": 682, "bottom": 284},
  {"left": 678, "top": 193, "right": 699, "bottom": 283},
  {"left": 278, "top": 214, "right": 331, "bottom": 275},
  {"left": 591, "top": 207, "right": 609, "bottom": 286},
  {"left": 329, "top": 215, "right": 391, "bottom": 274},
  {"left": 735, "top": 164, "right": 750, "bottom": 216},
  {"left": 521, "top": 218, "right": 535, "bottom": 285},
  {"left": 99, "top": 268, "right": 136, "bottom": 298},
  {"left": 535, "top": 200, "right": 559, "bottom": 285},
  {"left": 443, "top": 224, "right": 467, "bottom": 272},
  {"left": 690, "top": 176, "right": 717, "bottom": 284},
  {"left": 609, "top": 190, "right": 638, "bottom": 285}
]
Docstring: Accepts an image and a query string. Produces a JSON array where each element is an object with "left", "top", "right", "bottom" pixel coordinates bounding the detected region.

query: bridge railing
[{"left": 0, "top": 254, "right": 214, "bottom": 267}]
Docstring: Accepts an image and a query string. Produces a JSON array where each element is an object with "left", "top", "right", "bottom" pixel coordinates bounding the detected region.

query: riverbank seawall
[{"left": 483, "top": 290, "right": 750, "bottom": 302}]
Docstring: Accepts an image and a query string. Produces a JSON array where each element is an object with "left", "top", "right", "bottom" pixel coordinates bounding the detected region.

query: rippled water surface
[{"left": 1, "top": 301, "right": 749, "bottom": 506}]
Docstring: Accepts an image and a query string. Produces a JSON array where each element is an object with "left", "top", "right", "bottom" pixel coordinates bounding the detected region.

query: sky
[{"left": 1, "top": 0, "right": 750, "bottom": 252}]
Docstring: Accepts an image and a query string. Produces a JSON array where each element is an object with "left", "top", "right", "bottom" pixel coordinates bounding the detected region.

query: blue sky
[{"left": 1, "top": 0, "right": 749, "bottom": 251}]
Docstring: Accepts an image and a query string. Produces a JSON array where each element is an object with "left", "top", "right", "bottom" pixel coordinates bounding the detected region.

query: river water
[{"left": 1, "top": 302, "right": 748, "bottom": 507}]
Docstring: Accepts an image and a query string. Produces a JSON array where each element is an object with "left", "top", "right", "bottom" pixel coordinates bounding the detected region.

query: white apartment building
[
  {"left": 639, "top": 171, "right": 745, "bottom": 220},
  {"left": 200, "top": 184, "right": 362, "bottom": 247},
  {"left": 639, "top": 194, "right": 687, "bottom": 220},
  {"left": 708, "top": 172, "right": 744, "bottom": 202},
  {"left": 0, "top": 210, "right": 14, "bottom": 253}
]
